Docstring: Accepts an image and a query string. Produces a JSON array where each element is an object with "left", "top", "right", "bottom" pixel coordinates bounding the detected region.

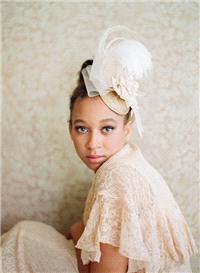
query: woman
[{"left": 1, "top": 26, "right": 198, "bottom": 273}]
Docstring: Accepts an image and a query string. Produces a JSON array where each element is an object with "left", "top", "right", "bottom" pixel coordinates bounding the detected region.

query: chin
[
  {"left": 87, "top": 164, "right": 98, "bottom": 172},
  {"left": 86, "top": 162, "right": 102, "bottom": 172}
]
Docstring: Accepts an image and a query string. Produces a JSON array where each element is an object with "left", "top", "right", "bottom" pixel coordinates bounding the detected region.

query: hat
[{"left": 81, "top": 25, "right": 152, "bottom": 137}]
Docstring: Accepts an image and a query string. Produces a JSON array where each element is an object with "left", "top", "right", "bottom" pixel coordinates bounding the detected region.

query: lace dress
[{"left": 1, "top": 143, "right": 198, "bottom": 273}]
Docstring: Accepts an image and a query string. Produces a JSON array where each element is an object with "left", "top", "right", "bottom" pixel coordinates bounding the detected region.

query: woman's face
[{"left": 70, "top": 96, "right": 133, "bottom": 172}]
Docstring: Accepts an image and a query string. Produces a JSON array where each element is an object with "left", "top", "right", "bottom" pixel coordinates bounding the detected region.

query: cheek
[
  {"left": 71, "top": 134, "right": 88, "bottom": 155},
  {"left": 71, "top": 130, "right": 81, "bottom": 143},
  {"left": 72, "top": 140, "right": 85, "bottom": 159},
  {"left": 114, "top": 127, "right": 127, "bottom": 139},
  {"left": 71, "top": 133, "right": 82, "bottom": 149},
  {"left": 73, "top": 137, "right": 83, "bottom": 148},
  {"left": 105, "top": 131, "right": 126, "bottom": 147}
]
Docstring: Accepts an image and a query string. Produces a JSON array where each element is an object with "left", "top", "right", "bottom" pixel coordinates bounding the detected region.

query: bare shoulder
[{"left": 90, "top": 243, "right": 128, "bottom": 273}]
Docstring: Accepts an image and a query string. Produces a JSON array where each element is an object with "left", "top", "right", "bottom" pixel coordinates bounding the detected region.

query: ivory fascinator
[{"left": 81, "top": 25, "right": 152, "bottom": 137}]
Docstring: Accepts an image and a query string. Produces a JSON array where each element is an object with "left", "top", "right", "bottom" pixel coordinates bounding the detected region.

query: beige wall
[{"left": 2, "top": 1, "right": 199, "bottom": 270}]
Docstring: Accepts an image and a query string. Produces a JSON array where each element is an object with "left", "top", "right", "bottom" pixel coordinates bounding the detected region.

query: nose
[{"left": 86, "top": 130, "right": 102, "bottom": 151}]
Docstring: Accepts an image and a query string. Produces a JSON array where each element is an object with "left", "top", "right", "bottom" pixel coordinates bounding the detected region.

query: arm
[
  {"left": 68, "top": 221, "right": 90, "bottom": 273},
  {"left": 69, "top": 222, "right": 128, "bottom": 273},
  {"left": 90, "top": 243, "right": 128, "bottom": 273}
]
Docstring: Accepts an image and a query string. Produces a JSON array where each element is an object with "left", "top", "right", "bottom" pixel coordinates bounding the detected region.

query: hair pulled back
[
  {"left": 69, "top": 60, "right": 132, "bottom": 126},
  {"left": 69, "top": 60, "right": 93, "bottom": 126}
]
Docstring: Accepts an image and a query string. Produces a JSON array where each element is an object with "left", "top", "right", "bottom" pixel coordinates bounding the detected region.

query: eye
[
  {"left": 75, "top": 126, "right": 88, "bottom": 134},
  {"left": 102, "top": 126, "right": 115, "bottom": 134}
]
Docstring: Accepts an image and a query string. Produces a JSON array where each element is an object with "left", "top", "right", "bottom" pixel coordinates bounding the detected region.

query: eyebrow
[{"left": 73, "top": 118, "right": 117, "bottom": 124}]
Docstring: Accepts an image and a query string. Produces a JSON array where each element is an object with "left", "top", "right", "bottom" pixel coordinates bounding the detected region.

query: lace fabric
[
  {"left": 1, "top": 143, "right": 198, "bottom": 273},
  {"left": 75, "top": 143, "right": 198, "bottom": 273}
]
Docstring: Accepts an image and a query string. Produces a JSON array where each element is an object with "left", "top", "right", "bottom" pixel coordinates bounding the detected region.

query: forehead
[{"left": 72, "top": 96, "right": 124, "bottom": 123}]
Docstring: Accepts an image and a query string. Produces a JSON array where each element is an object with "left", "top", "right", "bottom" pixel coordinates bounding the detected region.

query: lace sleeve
[
  {"left": 75, "top": 165, "right": 151, "bottom": 265},
  {"left": 75, "top": 163, "right": 198, "bottom": 272}
]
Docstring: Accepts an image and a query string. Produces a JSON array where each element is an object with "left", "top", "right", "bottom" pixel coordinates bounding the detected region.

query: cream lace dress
[{"left": 1, "top": 143, "right": 198, "bottom": 273}]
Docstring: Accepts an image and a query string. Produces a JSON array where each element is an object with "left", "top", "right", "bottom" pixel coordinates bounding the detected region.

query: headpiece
[{"left": 81, "top": 25, "right": 152, "bottom": 137}]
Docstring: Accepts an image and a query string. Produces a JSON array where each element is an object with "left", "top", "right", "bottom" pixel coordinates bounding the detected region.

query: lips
[{"left": 86, "top": 155, "right": 106, "bottom": 164}]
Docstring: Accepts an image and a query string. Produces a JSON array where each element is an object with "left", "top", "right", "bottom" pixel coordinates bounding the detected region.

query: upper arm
[{"left": 89, "top": 243, "right": 128, "bottom": 273}]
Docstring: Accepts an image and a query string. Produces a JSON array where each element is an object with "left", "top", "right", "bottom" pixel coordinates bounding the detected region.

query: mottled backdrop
[{"left": 2, "top": 1, "right": 199, "bottom": 270}]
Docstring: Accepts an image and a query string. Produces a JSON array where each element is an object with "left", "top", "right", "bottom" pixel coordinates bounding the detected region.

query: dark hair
[{"left": 69, "top": 60, "right": 132, "bottom": 126}]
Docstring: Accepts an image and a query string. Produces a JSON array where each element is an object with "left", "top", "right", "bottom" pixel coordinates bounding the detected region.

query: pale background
[{"left": 2, "top": 1, "right": 199, "bottom": 271}]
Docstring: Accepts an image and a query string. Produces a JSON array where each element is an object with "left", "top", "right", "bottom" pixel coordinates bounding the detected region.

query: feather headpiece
[{"left": 81, "top": 25, "right": 152, "bottom": 137}]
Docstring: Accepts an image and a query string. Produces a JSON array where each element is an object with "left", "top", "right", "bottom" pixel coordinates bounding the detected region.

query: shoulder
[
  {"left": 95, "top": 159, "right": 151, "bottom": 199},
  {"left": 96, "top": 159, "right": 133, "bottom": 184}
]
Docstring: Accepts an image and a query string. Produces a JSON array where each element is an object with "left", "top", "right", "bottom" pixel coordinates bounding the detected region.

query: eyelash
[
  {"left": 75, "top": 126, "right": 88, "bottom": 134},
  {"left": 102, "top": 126, "right": 114, "bottom": 133},
  {"left": 75, "top": 126, "right": 115, "bottom": 134}
]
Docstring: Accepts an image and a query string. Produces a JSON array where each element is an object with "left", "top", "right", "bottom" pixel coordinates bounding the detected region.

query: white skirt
[
  {"left": 1, "top": 220, "right": 79, "bottom": 273},
  {"left": 1, "top": 220, "right": 193, "bottom": 273}
]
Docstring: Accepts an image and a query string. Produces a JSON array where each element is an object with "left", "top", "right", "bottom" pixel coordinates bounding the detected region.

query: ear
[{"left": 124, "top": 120, "right": 133, "bottom": 142}]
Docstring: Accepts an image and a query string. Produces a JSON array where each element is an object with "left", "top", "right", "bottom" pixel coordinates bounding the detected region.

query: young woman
[{"left": 1, "top": 26, "right": 198, "bottom": 273}]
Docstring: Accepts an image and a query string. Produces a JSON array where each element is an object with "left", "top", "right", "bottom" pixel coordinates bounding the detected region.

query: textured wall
[{"left": 2, "top": 1, "right": 199, "bottom": 270}]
